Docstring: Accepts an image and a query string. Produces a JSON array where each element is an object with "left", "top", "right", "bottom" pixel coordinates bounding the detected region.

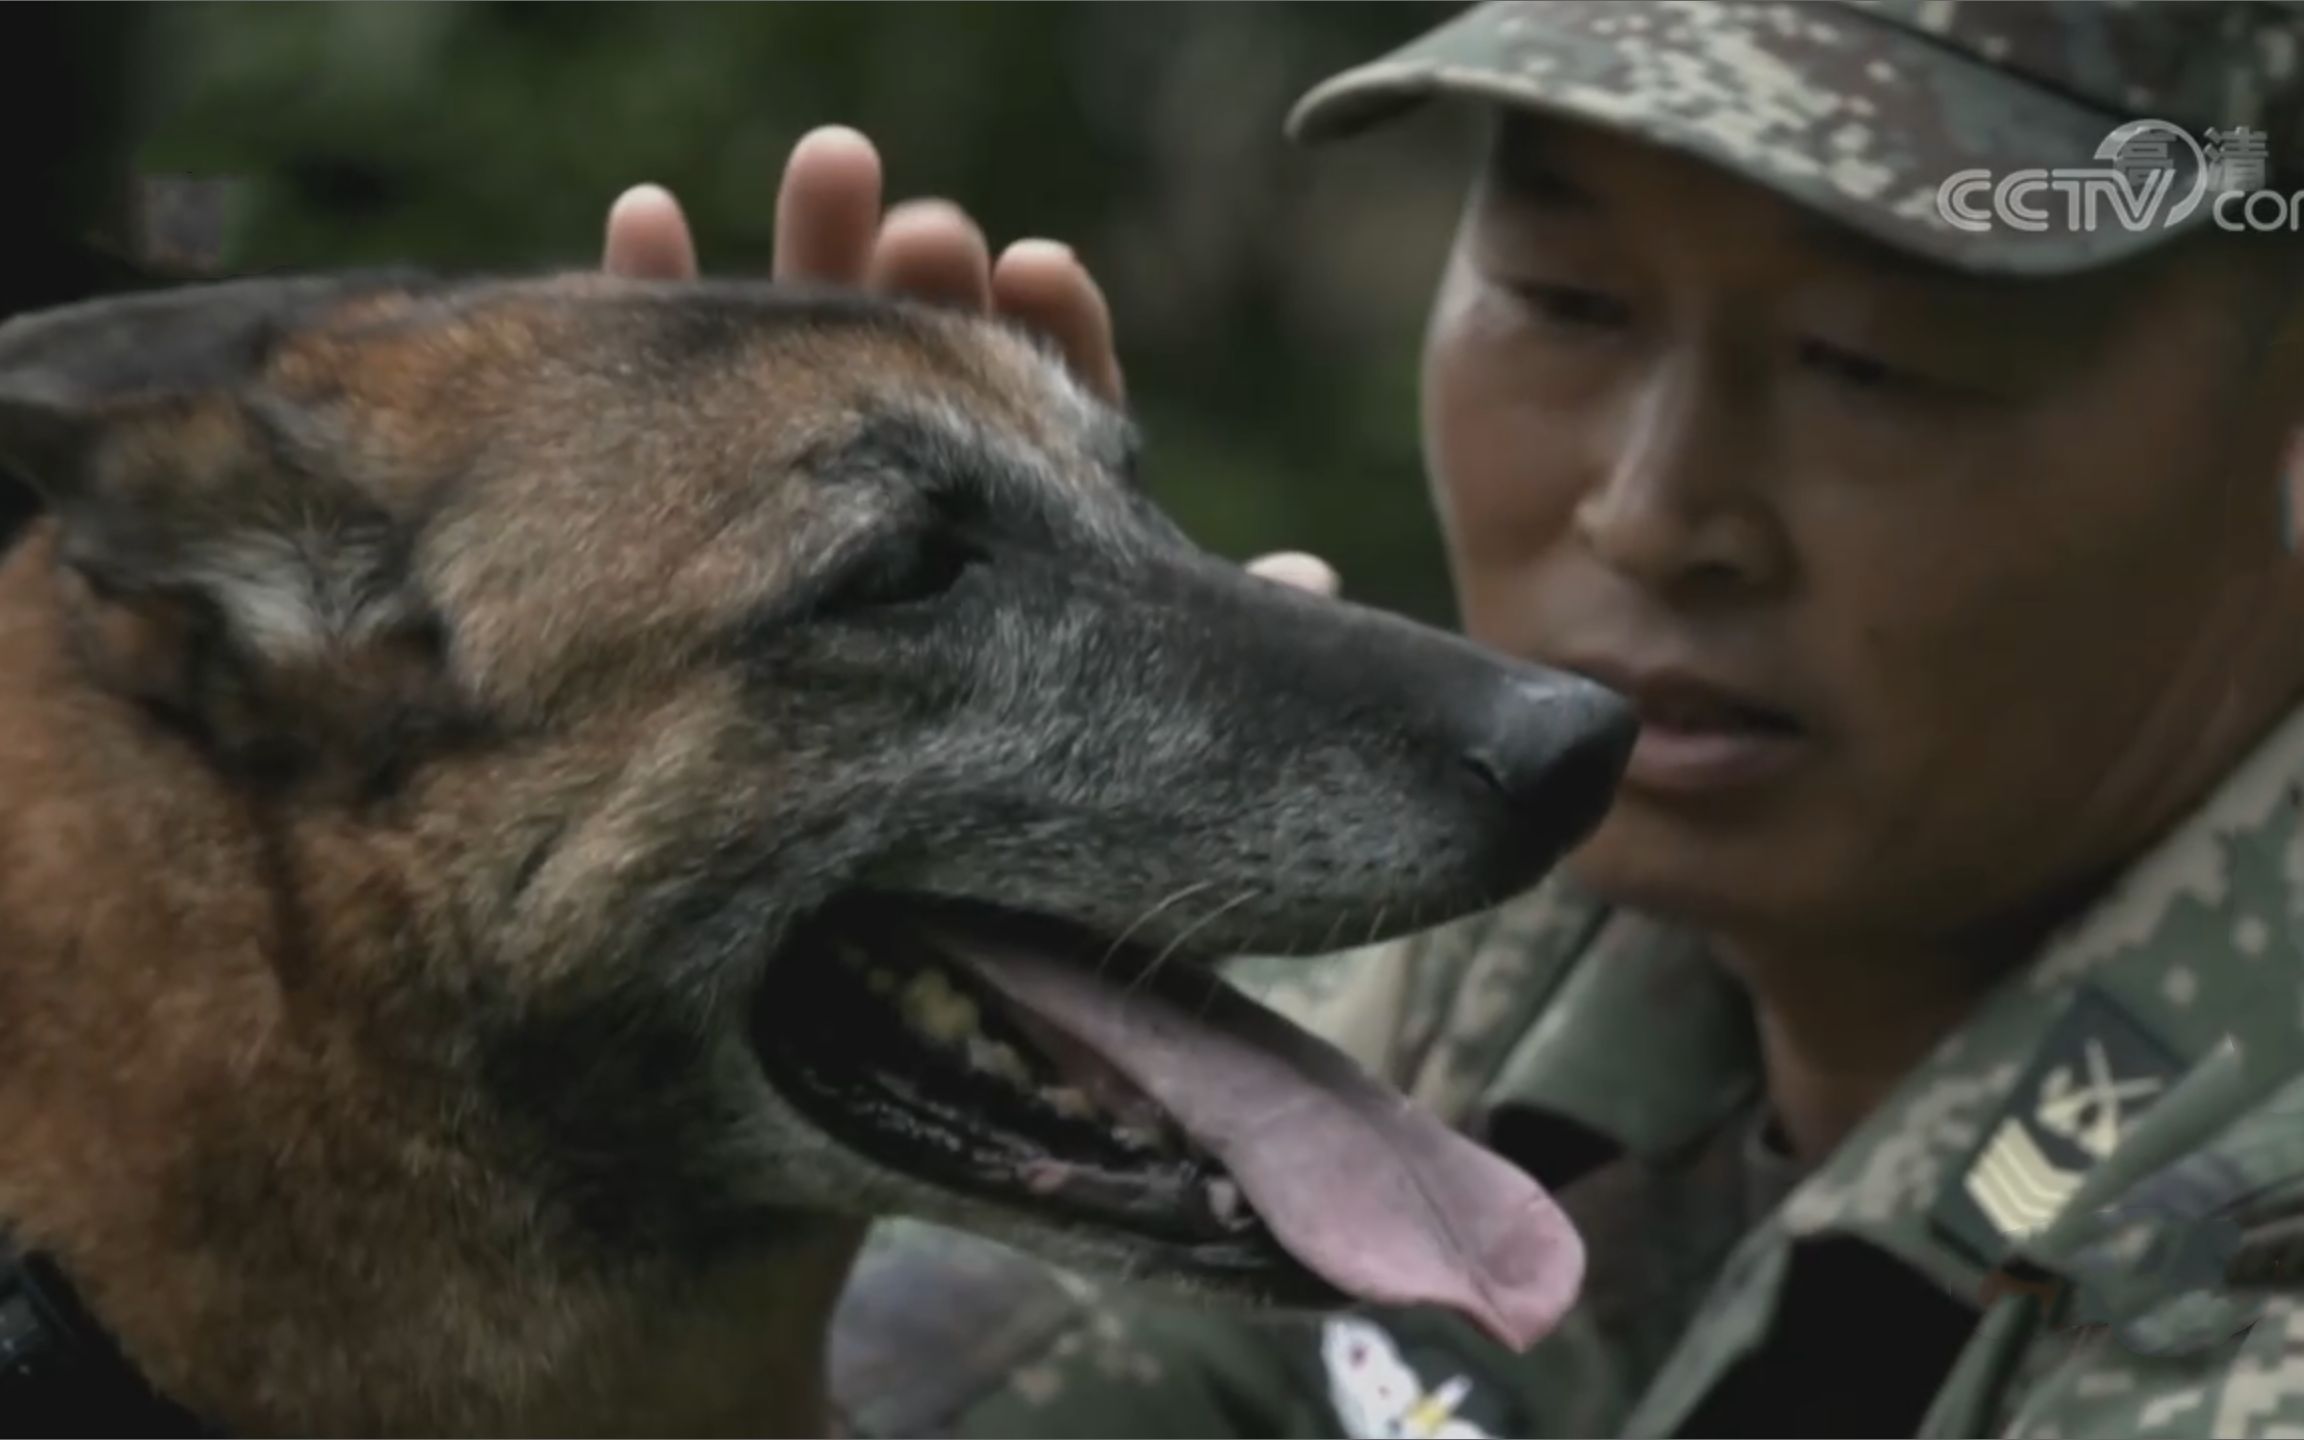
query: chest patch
[{"left": 1321, "top": 1315, "right": 1496, "bottom": 1439}]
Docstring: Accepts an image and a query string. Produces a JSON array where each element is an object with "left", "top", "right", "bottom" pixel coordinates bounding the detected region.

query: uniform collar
[
  {"left": 1466, "top": 898, "right": 1761, "bottom": 1168},
  {"left": 1474, "top": 698, "right": 2304, "bottom": 1302}
]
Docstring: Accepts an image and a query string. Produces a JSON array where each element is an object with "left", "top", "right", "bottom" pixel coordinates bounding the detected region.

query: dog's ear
[
  {"left": 0, "top": 276, "right": 432, "bottom": 661},
  {"left": 0, "top": 375, "right": 98, "bottom": 497},
  {"left": 0, "top": 276, "right": 350, "bottom": 497},
  {"left": 0, "top": 276, "right": 461, "bottom": 777}
]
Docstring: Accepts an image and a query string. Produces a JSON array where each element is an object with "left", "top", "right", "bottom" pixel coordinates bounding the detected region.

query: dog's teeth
[
  {"left": 1113, "top": 1121, "right": 1171, "bottom": 1153},
  {"left": 901, "top": 969, "right": 981, "bottom": 1047},
  {"left": 968, "top": 1036, "right": 1033, "bottom": 1087},
  {"left": 1043, "top": 1086, "right": 1096, "bottom": 1120},
  {"left": 1207, "top": 1177, "right": 1254, "bottom": 1231}
]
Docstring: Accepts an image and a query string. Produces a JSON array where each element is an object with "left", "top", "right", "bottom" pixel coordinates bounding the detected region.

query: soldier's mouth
[{"left": 750, "top": 896, "right": 1587, "bottom": 1352}]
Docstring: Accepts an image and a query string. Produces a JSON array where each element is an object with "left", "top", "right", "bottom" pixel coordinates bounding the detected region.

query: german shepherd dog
[{"left": 0, "top": 272, "right": 1634, "bottom": 1435}]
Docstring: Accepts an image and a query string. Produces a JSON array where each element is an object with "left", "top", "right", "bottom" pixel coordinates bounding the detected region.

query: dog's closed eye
[{"left": 824, "top": 527, "right": 988, "bottom": 616}]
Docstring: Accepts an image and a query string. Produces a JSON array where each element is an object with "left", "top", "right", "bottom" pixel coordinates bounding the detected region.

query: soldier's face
[{"left": 1422, "top": 112, "right": 2304, "bottom": 955}]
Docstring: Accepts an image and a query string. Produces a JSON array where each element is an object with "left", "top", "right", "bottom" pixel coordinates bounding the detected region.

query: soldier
[{"left": 611, "top": 3, "right": 2304, "bottom": 1435}]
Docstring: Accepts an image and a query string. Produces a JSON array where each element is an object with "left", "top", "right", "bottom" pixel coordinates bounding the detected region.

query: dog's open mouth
[{"left": 752, "top": 898, "right": 1583, "bottom": 1352}]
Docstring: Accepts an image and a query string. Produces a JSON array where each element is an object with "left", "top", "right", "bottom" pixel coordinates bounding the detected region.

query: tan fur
[
  {"left": 0, "top": 281, "right": 1070, "bottom": 1433},
  {"left": 0, "top": 272, "right": 1631, "bottom": 1434},
  {"left": 0, "top": 522, "right": 861, "bottom": 1433}
]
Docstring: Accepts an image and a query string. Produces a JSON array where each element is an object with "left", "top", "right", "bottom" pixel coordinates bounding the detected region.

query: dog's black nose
[{"left": 1462, "top": 673, "right": 1638, "bottom": 837}]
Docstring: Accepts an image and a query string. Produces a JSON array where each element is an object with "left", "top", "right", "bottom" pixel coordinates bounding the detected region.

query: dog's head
[{"left": 0, "top": 274, "right": 1632, "bottom": 1350}]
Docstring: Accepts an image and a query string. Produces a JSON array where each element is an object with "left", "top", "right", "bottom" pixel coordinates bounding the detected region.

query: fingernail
[
  {"left": 888, "top": 197, "right": 974, "bottom": 229},
  {"left": 798, "top": 124, "right": 869, "bottom": 153},
  {"left": 1248, "top": 552, "right": 1341, "bottom": 597},
  {"left": 1007, "top": 238, "right": 1076, "bottom": 265},
  {"left": 612, "top": 183, "right": 673, "bottom": 213}
]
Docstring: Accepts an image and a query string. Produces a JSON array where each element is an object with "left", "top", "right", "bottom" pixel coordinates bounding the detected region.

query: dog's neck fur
[{"left": 0, "top": 526, "right": 860, "bottom": 1435}]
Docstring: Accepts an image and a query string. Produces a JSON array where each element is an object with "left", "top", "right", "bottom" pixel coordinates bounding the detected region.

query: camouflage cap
[{"left": 1287, "top": 1, "right": 2304, "bottom": 276}]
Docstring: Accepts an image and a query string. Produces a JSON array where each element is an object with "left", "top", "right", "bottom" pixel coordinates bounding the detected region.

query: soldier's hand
[
  {"left": 598, "top": 125, "right": 1338, "bottom": 599},
  {"left": 601, "top": 126, "right": 1124, "bottom": 403}
]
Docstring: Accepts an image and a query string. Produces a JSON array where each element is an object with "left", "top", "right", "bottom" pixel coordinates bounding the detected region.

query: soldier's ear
[{"left": 0, "top": 275, "right": 429, "bottom": 661}]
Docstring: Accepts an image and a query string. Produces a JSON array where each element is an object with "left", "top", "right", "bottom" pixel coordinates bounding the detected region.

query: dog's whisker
[
  {"left": 1131, "top": 888, "right": 1258, "bottom": 1010},
  {"left": 1096, "top": 879, "right": 1218, "bottom": 985},
  {"left": 1363, "top": 904, "right": 1390, "bottom": 950}
]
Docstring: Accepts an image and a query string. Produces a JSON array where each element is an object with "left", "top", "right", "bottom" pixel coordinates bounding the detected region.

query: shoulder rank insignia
[{"left": 1933, "top": 986, "right": 2188, "bottom": 1266}]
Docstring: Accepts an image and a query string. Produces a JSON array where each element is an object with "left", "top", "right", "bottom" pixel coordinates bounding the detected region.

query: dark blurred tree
[
  {"left": 134, "top": 2, "right": 1485, "bottom": 624},
  {"left": 0, "top": 3, "right": 170, "bottom": 544},
  {"left": 1, "top": 6, "right": 151, "bottom": 313}
]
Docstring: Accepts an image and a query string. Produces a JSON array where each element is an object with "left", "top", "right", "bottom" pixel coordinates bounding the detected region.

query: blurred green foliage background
[{"left": 106, "top": 1, "right": 1490, "bottom": 626}]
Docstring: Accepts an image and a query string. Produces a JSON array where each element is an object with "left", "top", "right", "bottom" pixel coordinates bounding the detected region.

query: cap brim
[{"left": 1286, "top": 1, "right": 2221, "bottom": 278}]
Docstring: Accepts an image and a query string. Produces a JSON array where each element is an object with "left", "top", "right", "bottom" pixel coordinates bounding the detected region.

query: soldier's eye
[
  {"left": 1798, "top": 337, "right": 1911, "bottom": 392},
  {"left": 1507, "top": 280, "right": 1633, "bottom": 333},
  {"left": 1795, "top": 336, "right": 1999, "bottom": 409}
]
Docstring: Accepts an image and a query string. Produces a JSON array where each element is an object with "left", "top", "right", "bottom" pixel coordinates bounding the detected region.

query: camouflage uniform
[{"left": 826, "top": 4, "right": 2304, "bottom": 1436}]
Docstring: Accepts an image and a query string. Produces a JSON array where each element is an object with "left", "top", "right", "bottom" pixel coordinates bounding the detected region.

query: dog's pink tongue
[{"left": 945, "top": 938, "right": 1584, "bottom": 1352}]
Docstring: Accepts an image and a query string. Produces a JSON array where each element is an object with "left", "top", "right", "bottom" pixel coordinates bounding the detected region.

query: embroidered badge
[{"left": 1321, "top": 1315, "right": 1493, "bottom": 1440}]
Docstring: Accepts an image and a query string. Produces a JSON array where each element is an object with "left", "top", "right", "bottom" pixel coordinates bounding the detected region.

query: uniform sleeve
[
  {"left": 1981, "top": 1068, "right": 2304, "bottom": 1438},
  {"left": 943, "top": 1296, "right": 1339, "bottom": 1440},
  {"left": 1990, "top": 1294, "right": 2304, "bottom": 1438},
  {"left": 1222, "top": 878, "right": 1605, "bottom": 1123},
  {"left": 1218, "top": 920, "right": 1483, "bottom": 1095},
  {"left": 828, "top": 1219, "right": 1338, "bottom": 1440}
]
